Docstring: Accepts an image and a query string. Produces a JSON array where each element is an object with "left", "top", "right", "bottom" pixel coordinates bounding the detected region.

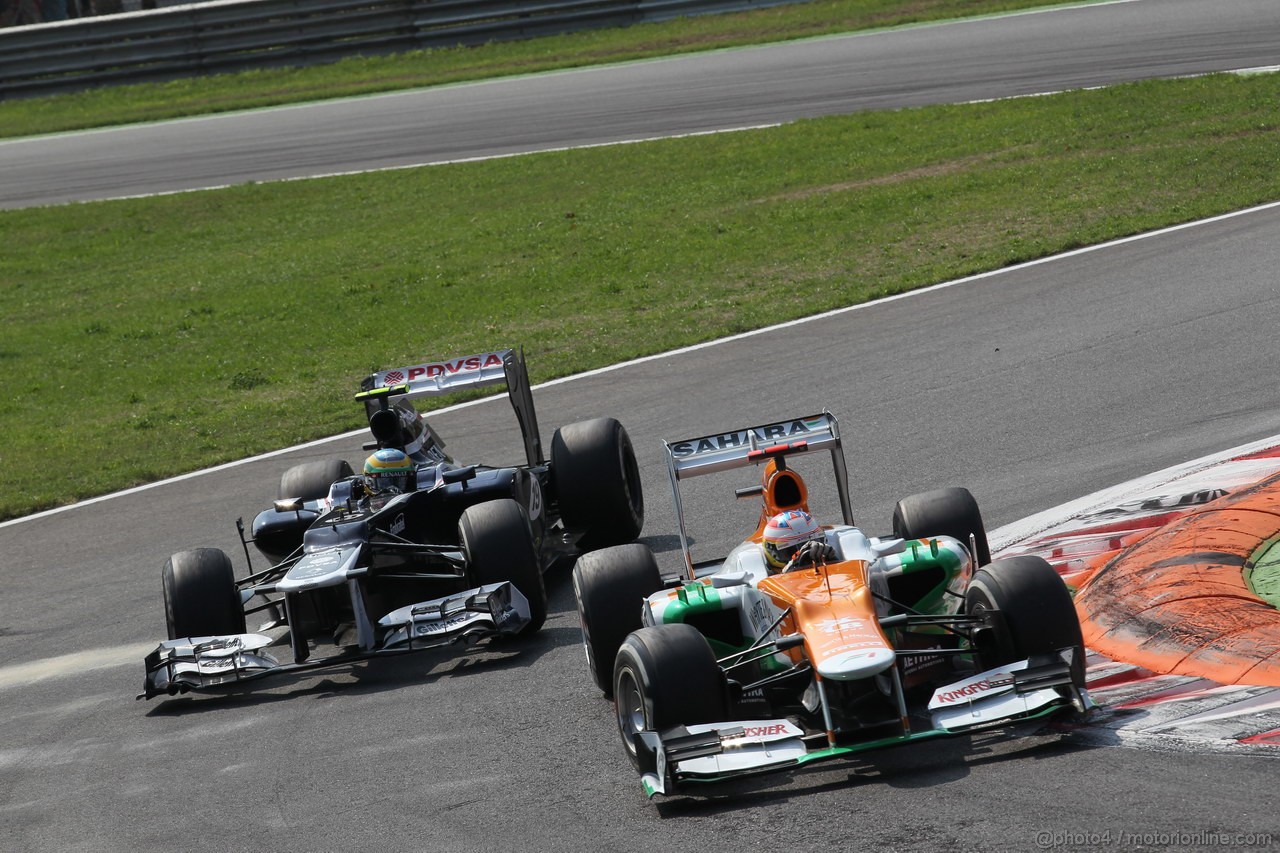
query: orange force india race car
[{"left": 573, "top": 412, "right": 1092, "bottom": 797}]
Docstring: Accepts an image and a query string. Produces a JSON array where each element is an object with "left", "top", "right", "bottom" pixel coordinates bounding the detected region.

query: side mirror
[
  {"left": 871, "top": 537, "right": 906, "bottom": 557},
  {"left": 711, "top": 571, "right": 751, "bottom": 589},
  {"left": 441, "top": 466, "right": 478, "bottom": 486}
]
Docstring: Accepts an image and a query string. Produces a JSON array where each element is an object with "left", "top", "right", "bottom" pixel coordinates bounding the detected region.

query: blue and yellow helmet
[{"left": 363, "top": 448, "right": 416, "bottom": 494}]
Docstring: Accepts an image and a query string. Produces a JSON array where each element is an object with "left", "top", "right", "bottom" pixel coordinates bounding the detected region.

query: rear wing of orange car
[{"left": 662, "top": 411, "right": 854, "bottom": 579}]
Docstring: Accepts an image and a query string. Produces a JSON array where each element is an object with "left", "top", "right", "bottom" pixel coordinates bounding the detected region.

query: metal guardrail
[{"left": 0, "top": 0, "right": 800, "bottom": 100}]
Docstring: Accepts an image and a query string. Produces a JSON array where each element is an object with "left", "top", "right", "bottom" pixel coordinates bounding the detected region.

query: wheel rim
[
  {"left": 615, "top": 666, "right": 646, "bottom": 758},
  {"left": 967, "top": 583, "right": 1012, "bottom": 668}
]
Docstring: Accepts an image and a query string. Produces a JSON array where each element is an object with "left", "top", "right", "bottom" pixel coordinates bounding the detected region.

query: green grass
[
  {"left": 3, "top": 0, "right": 1081, "bottom": 138},
  {"left": 3, "top": 72, "right": 1279, "bottom": 521}
]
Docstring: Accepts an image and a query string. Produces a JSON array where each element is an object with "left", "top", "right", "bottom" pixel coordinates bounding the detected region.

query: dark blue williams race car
[{"left": 140, "top": 348, "right": 644, "bottom": 699}]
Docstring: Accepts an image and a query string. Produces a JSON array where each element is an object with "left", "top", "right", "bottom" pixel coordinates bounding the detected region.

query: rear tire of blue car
[
  {"left": 278, "top": 458, "right": 353, "bottom": 501},
  {"left": 573, "top": 543, "right": 663, "bottom": 697},
  {"left": 460, "top": 498, "right": 547, "bottom": 635},
  {"left": 163, "top": 548, "right": 246, "bottom": 640},
  {"left": 552, "top": 417, "right": 644, "bottom": 550},
  {"left": 965, "top": 555, "right": 1085, "bottom": 685},
  {"left": 613, "top": 624, "right": 729, "bottom": 773},
  {"left": 892, "top": 486, "right": 991, "bottom": 566}
]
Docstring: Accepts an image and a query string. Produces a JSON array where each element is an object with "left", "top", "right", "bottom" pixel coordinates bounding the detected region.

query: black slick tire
[
  {"left": 163, "top": 548, "right": 246, "bottom": 640},
  {"left": 892, "top": 486, "right": 991, "bottom": 566},
  {"left": 573, "top": 543, "right": 662, "bottom": 697},
  {"left": 278, "top": 458, "right": 353, "bottom": 501},
  {"left": 459, "top": 498, "right": 547, "bottom": 634},
  {"left": 551, "top": 417, "right": 644, "bottom": 550},
  {"left": 965, "top": 555, "right": 1085, "bottom": 683},
  {"left": 613, "top": 624, "right": 728, "bottom": 773}
]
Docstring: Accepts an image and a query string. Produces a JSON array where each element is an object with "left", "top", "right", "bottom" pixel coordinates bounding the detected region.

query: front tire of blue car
[
  {"left": 460, "top": 498, "right": 547, "bottom": 635},
  {"left": 163, "top": 548, "right": 246, "bottom": 640},
  {"left": 613, "top": 624, "right": 729, "bottom": 773}
]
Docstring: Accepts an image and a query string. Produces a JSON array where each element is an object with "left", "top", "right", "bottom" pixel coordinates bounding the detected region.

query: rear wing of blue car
[
  {"left": 662, "top": 412, "right": 855, "bottom": 578},
  {"left": 362, "top": 350, "right": 513, "bottom": 398},
  {"left": 357, "top": 348, "right": 543, "bottom": 468}
]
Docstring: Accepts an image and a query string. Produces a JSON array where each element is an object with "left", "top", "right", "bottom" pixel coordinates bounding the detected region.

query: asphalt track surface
[
  {"left": 5, "top": 3, "right": 1280, "bottom": 852},
  {"left": 4, "top": 0, "right": 1280, "bottom": 208}
]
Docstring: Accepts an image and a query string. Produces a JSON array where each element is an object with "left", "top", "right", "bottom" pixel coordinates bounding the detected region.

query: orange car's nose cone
[
  {"left": 760, "top": 564, "right": 896, "bottom": 680},
  {"left": 817, "top": 645, "right": 897, "bottom": 679}
]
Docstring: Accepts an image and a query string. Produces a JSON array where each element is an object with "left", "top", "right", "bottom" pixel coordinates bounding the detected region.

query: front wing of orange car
[{"left": 637, "top": 655, "right": 1091, "bottom": 797}]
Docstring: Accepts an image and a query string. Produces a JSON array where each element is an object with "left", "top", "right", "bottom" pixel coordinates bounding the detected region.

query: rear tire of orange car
[
  {"left": 613, "top": 624, "right": 729, "bottom": 773},
  {"left": 163, "top": 548, "right": 246, "bottom": 640},
  {"left": 965, "top": 555, "right": 1085, "bottom": 684},
  {"left": 892, "top": 486, "right": 991, "bottom": 566},
  {"left": 573, "top": 543, "right": 663, "bottom": 697}
]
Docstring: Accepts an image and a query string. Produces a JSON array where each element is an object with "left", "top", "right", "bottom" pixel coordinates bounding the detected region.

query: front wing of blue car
[{"left": 139, "top": 581, "right": 530, "bottom": 699}]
